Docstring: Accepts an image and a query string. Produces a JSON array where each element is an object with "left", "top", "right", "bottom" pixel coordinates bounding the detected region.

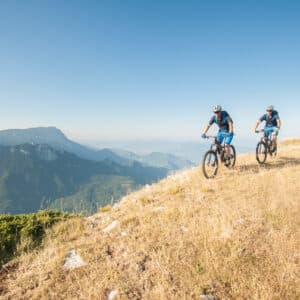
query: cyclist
[
  {"left": 202, "top": 105, "right": 234, "bottom": 160},
  {"left": 254, "top": 105, "right": 281, "bottom": 149}
]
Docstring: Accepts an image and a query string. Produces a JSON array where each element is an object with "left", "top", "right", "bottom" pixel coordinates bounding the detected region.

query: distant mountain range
[
  {"left": 0, "top": 143, "right": 167, "bottom": 215},
  {"left": 0, "top": 127, "right": 195, "bottom": 215},
  {"left": 0, "top": 127, "right": 194, "bottom": 170}
]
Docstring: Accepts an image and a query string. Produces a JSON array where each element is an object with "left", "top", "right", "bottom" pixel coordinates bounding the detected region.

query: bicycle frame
[
  {"left": 256, "top": 129, "right": 275, "bottom": 150},
  {"left": 206, "top": 135, "right": 227, "bottom": 160}
]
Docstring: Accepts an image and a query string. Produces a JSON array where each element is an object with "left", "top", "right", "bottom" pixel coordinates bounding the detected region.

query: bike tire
[
  {"left": 202, "top": 150, "right": 218, "bottom": 179},
  {"left": 270, "top": 143, "right": 277, "bottom": 157},
  {"left": 256, "top": 141, "right": 267, "bottom": 164},
  {"left": 228, "top": 145, "right": 236, "bottom": 168}
]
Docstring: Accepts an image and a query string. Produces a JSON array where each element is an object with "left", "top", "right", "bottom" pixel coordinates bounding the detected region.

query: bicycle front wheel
[
  {"left": 256, "top": 141, "right": 267, "bottom": 164},
  {"left": 269, "top": 143, "right": 277, "bottom": 157},
  {"left": 202, "top": 150, "right": 218, "bottom": 179},
  {"left": 225, "top": 145, "right": 236, "bottom": 168}
]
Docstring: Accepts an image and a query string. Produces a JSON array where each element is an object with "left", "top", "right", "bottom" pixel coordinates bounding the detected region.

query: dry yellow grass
[{"left": 1, "top": 140, "right": 300, "bottom": 300}]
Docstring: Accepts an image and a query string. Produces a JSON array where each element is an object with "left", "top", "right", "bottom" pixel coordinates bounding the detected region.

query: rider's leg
[
  {"left": 264, "top": 128, "right": 270, "bottom": 141},
  {"left": 224, "top": 133, "right": 233, "bottom": 157},
  {"left": 217, "top": 132, "right": 224, "bottom": 153},
  {"left": 272, "top": 127, "right": 279, "bottom": 148},
  {"left": 272, "top": 133, "right": 277, "bottom": 147},
  {"left": 225, "top": 144, "right": 230, "bottom": 157},
  {"left": 264, "top": 127, "right": 273, "bottom": 144}
]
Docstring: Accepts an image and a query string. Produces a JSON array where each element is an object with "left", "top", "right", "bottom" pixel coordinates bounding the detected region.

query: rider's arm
[
  {"left": 203, "top": 116, "right": 215, "bottom": 135},
  {"left": 255, "top": 114, "right": 265, "bottom": 132},
  {"left": 229, "top": 122, "right": 233, "bottom": 134},
  {"left": 277, "top": 118, "right": 281, "bottom": 129},
  {"left": 203, "top": 124, "right": 210, "bottom": 134},
  {"left": 225, "top": 114, "right": 233, "bottom": 134},
  {"left": 254, "top": 120, "right": 261, "bottom": 132}
]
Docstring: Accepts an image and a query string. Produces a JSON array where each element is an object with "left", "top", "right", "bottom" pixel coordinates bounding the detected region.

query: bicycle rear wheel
[
  {"left": 202, "top": 150, "right": 218, "bottom": 179},
  {"left": 256, "top": 141, "right": 267, "bottom": 164}
]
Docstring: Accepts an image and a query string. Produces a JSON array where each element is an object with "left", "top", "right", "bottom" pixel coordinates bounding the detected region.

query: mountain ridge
[
  {"left": 0, "top": 127, "right": 194, "bottom": 170},
  {"left": 0, "top": 143, "right": 167, "bottom": 215}
]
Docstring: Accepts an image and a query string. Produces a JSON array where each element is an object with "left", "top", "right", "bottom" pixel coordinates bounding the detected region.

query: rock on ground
[{"left": 63, "top": 249, "right": 87, "bottom": 270}]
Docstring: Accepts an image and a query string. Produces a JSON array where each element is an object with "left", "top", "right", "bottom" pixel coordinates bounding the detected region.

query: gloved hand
[{"left": 201, "top": 133, "right": 207, "bottom": 139}]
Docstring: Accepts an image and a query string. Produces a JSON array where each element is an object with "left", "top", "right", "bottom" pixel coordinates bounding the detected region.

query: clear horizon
[{"left": 0, "top": 1, "right": 299, "bottom": 141}]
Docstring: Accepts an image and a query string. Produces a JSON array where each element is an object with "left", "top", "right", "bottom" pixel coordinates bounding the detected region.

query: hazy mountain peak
[
  {"left": 0, "top": 127, "right": 195, "bottom": 170},
  {"left": 0, "top": 127, "right": 68, "bottom": 146}
]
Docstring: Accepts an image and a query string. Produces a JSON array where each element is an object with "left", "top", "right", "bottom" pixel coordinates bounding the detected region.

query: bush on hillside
[{"left": 0, "top": 210, "right": 76, "bottom": 265}]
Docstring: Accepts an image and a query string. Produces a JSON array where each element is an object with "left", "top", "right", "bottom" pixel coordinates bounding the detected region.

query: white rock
[
  {"left": 144, "top": 184, "right": 151, "bottom": 192},
  {"left": 108, "top": 290, "right": 118, "bottom": 300},
  {"left": 200, "top": 295, "right": 215, "bottom": 300},
  {"left": 63, "top": 249, "right": 87, "bottom": 270},
  {"left": 152, "top": 206, "right": 166, "bottom": 212},
  {"left": 236, "top": 218, "right": 245, "bottom": 225},
  {"left": 181, "top": 226, "right": 189, "bottom": 232},
  {"left": 101, "top": 216, "right": 111, "bottom": 224},
  {"left": 238, "top": 247, "right": 246, "bottom": 254},
  {"left": 103, "top": 220, "right": 119, "bottom": 233},
  {"left": 169, "top": 171, "right": 190, "bottom": 183},
  {"left": 120, "top": 231, "right": 127, "bottom": 236},
  {"left": 220, "top": 227, "right": 232, "bottom": 239}
]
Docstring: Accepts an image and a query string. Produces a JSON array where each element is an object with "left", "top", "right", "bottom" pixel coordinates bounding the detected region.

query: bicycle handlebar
[
  {"left": 255, "top": 128, "right": 279, "bottom": 134},
  {"left": 204, "top": 135, "right": 217, "bottom": 139},
  {"left": 204, "top": 133, "right": 233, "bottom": 139}
]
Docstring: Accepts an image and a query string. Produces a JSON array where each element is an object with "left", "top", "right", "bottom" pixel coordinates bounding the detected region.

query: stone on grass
[
  {"left": 63, "top": 249, "right": 87, "bottom": 270},
  {"left": 152, "top": 206, "right": 166, "bottom": 212},
  {"left": 108, "top": 290, "right": 118, "bottom": 300},
  {"left": 200, "top": 295, "right": 215, "bottom": 300},
  {"left": 181, "top": 226, "right": 189, "bottom": 232},
  {"left": 103, "top": 220, "right": 119, "bottom": 233}
]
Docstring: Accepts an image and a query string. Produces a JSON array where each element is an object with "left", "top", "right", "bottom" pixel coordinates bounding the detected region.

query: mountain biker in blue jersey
[
  {"left": 254, "top": 105, "right": 281, "bottom": 149},
  {"left": 202, "top": 105, "right": 234, "bottom": 158}
]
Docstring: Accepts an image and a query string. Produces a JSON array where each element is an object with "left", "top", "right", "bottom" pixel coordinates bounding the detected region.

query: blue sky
[{"left": 0, "top": 0, "right": 299, "bottom": 143}]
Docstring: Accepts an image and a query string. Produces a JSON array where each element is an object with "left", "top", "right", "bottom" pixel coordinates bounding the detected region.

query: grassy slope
[{"left": 1, "top": 140, "right": 299, "bottom": 299}]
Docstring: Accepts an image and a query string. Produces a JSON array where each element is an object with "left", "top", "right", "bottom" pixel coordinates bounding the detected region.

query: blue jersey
[
  {"left": 209, "top": 111, "right": 233, "bottom": 132},
  {"left": 259, "top": 111, "right": 280, "bottom": 127}
]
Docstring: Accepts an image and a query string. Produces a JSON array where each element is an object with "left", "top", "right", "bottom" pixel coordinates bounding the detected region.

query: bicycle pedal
[{"left": 224, "top": 161, "right": 231, "bottom": 167}]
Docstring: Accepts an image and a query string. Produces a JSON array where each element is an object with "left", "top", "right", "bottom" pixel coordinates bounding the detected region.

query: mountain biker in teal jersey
[
  {"left": 254, "top": 105, "right": 281, "bottom": 149},
  {"left": 202, "top": 105, "right": 234, "bottom": 158}
]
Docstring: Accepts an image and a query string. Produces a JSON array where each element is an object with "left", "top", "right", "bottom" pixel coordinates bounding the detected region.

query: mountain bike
[
  {"left": 255, "top": 129, "right": 278, "bottom": 164},
  {"left": 202, "top": 135, "right": 236, "bottom": 179}
]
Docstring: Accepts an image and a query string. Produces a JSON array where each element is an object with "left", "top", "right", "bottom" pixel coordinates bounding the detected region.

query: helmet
[
  {"left": 213, "top": 105, "right": 222, "bottom": 113},
  {"left": 266, "top": 105, "right": 274, "bottom": 111}
]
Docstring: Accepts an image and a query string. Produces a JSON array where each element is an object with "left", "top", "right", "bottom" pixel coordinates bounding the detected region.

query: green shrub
[{"left": 0, "top": 210, "right": 75, "bottom": 265}]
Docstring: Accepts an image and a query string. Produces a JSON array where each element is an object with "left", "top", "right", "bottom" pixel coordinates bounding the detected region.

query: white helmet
[
  {"left": 266, "top": 105, "right": 274, "bottom": 111},
  {"left": 213, "top": 105, "right": 222, "bottom": 113}
]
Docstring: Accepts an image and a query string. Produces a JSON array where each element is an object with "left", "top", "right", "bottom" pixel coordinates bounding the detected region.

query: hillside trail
[{"left": 1, "top": 139, "right": 299, "bottom": 300}]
